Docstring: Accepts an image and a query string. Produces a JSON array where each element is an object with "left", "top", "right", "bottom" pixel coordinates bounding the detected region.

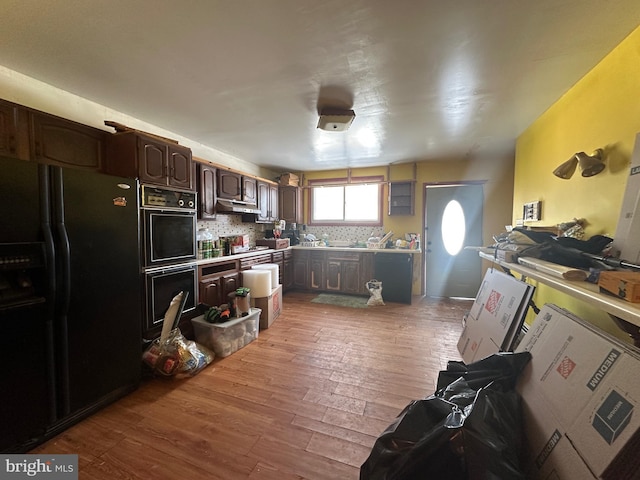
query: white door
[{"left": 424, "top": 184, "right": 483, "bottom": 298}]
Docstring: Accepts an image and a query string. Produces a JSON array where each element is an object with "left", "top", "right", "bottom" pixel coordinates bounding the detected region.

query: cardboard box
[
  {"left": 457, "top": 268, "right": 534, "bottom": 363},
  {"left": 598, "top": 270, "right": 640, "bottom": 303},
  {"left": 520, "top": 389, "right": 596, "bottom": 479},
  {"left": 278, "top": 172, "right": 299, "bottom": 186},
  {"left": 191, "top": 308, "right": 260, "bottom": 357},
  {"left": 251, "top": 284, "right": 282, "bottom": 329},
  {"left": 256, "top": 238, "right": 290, "bottom": 250},
  {"left": 515, "top": 304, "right": 640, "bottom": 479}
]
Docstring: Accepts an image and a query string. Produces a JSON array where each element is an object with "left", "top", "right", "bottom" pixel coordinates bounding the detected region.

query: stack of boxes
[
  {"left": 249, "top": 263, "right": 282, "bottom": 330},
  {"left": 515, "top": 304, "right": 640, "bottom": 479}
]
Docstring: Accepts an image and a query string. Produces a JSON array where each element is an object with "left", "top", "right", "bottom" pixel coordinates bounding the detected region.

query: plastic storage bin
[{"left": 191, "top": 308, "right": 261, "bottom": 357}]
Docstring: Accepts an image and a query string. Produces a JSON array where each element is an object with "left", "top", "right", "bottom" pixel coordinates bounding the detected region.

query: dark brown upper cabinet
[
  {"left": 242, "top": 176, "right": 257, "bottom": 205},
  {"left": 217, "top": 170, "right": 242, "bottom": 200},
  {"left": 30, "top": 111, "right": 106, "bottom": 170},
  {"left": 106, "top": 132, "right": 194, "bottom": 190},
  {"left": 197, "top": 162, "right": 216, "bottom": 219},
  {"left": 0, "top": 100, "right": 29, "bottom": 161},
  {"left": 256, "top": 180, "right": 279, "bottom": 223},
  {"left": 279, "top": 186, "right": 302, "bottom": 225},
  {"left": 217, "top": 170, "right": 259, "bottom": 205}
]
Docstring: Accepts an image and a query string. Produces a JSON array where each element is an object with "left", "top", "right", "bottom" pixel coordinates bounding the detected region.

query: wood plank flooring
[{"left": 31, "top": 292, "right": 471, "bottom": 479}]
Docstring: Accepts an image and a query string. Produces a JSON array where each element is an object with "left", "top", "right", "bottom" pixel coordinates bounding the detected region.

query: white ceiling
[{"left": 1, "top": 1, "right": 639, "bottom": 172}]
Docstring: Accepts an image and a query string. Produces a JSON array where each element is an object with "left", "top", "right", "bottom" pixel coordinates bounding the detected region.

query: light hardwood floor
[{"left": 31, "top": 292, "right": 471, "bottom": 479}]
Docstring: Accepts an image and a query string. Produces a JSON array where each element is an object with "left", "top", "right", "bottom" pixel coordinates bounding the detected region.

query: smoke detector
[{"left": 317, "top": 108, "right": 356, "bottom": 131}]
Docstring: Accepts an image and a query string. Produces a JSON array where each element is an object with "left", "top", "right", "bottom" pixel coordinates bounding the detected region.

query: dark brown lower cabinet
[
  {"left": 199, "top": 260, "right": 239, "bottom": 307},
  {"left": 293, "top": 251, "right": 309, "bottom": 289},
  {"left": 291, "top": 249, "right": 377, "bottom": 296}
]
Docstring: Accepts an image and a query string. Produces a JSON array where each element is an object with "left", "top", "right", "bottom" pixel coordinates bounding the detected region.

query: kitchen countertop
[
  {"left": 195, "top": 248, "right": 280, "bottom": 266},
  {"left": 195, "top": 245, "right": 421, "bottom": 267},
  {"left": 291, "top": 245, "right": 421, "bottom": 254}
]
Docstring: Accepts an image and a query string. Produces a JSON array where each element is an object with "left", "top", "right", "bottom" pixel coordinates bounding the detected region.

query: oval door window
[{"left": 442, "top": 200, "right": 465, "bottom": 255}]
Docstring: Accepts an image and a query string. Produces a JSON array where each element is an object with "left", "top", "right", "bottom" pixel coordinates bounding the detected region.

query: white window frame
[{"left": 309, "top": 176, "right": 384, "bottom": 226}]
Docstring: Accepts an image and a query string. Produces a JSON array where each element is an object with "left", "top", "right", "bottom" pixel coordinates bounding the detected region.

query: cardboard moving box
[
  {"left": 252, "top": 284, "right": 282, "bottom": 330},
  {"left": 457, "top": 268, "right": 534, "bottom": 363},
  {"left": 278, "top": 173, "right": 299, "bottom": 186},
  {"left": 515, "top": 304, "right": 640, "bottom": 479}
]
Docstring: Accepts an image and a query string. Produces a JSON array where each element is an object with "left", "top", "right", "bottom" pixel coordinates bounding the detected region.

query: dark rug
[{"left": 310, "top": 293, "right": 369, "bottom": 308}]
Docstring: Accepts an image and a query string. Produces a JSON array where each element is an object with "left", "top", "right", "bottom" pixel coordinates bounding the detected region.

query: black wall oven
[
  {"left": 141, "top": 185, "right": 197, "bottom": 267},
  {"left": 145, "top": 263, "right": 197, "bottom": 333},
  {"left": 140, "top": 185, "right": 198, "bottom": 335}
]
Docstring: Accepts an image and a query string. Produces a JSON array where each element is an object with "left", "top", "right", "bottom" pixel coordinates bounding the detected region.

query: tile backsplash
[
  {"left": 197, "top": 215, "right": 258, "bottom": 242},
  {"left": 303, "top": 226, "right": 388, "bottom": 244},
  {"left": 197, "top": 217, "right": 391, "bottom": 247}
]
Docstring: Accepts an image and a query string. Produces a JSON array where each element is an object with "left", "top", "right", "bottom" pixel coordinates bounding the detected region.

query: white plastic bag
[{"left": 366, "top": 279, "right": 385, "bottom": 306}]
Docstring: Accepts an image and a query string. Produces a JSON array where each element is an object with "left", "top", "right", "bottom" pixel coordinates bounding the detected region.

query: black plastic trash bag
[{"left": 360, "top": 352, "right": 531, "bottom": 480}]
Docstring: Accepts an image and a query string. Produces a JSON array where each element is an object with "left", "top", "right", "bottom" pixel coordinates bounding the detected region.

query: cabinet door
[
  {"left": 200, "top": 277, "right": 222, "bottom": 307},
  {"left": 256, "top": 181, "right": 270, "bottom": 222},
  {"left": 279, "top": 186, "right": 302, "bottom": 224},
  {"left": 217, "top": 171, "right": 242, "bottom": 200},
  {"left": 283, "top": 258, "right": 293, "bottom": 292},
  {"left": 30, "top": 112, "right": 105, "bottom": 170},
  {"left": 0, "top": 100, "right": 29, "bottom": 160},
  {"left": 168, "top": 144, "right": 193, "bottom": 190},
  {"left": 269, "top": 184, "right": 279, "bottom": 221},
  {"left": 197, "top": 163, "right": 216, "bottom": 219},
  {"left": 325, "top": 260, "right": 341, "bottom": 291},
  {"left": 138, "top": 137, "right": 168, "bottom": 185},
  {"left": 222, "top": 273, "right": 240, "bottom": 301},
  {"left": 342, "top": 261, "right": 361, "bottom": 294},
  {"left": 359, "top": 253, "right": 374, "bottom": 294},
  {"left": 310, "top": 256, "right": 324, "bottom": 290},
  {"left": 292, "top": 252, "right": 309, "bottom": 289},
  {"left": 242, "top": 176, "right": 258, "bottom": 204}
]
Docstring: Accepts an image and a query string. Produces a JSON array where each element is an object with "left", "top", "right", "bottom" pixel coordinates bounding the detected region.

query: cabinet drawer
[
  {"left": 199, "top": 260, "right": 238, "bottom": 279},
  {"left": 239, "top": 254, "right": 272, "bottom": 270},
  {"left": 327, "top": 251, "right": 361, "bottom": 262}
]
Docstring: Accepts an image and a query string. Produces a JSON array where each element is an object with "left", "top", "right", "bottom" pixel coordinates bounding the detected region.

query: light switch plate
[{"left": 523, "top": 201, "right": 542, "bottom": 221}]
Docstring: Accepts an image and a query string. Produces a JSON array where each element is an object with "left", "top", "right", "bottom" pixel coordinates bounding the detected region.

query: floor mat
[{"left": 310, "top": 293, "right": 369, "bottom": 308}]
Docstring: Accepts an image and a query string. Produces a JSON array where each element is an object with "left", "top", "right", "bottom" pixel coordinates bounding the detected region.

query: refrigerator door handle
[
  {"left": 51, "top": 166, "right": 71, "bottom": 415},
  {"left": 38, "top": 164, "right": 60, "bottom": 423}
]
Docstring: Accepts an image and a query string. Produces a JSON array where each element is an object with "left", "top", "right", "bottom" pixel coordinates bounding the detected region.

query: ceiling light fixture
[
  {"left": 317, "top": 108, "right": 356, "bottom": 132},
  {"left": 553, "top": 148, "right": 605, "bottom": 179}
]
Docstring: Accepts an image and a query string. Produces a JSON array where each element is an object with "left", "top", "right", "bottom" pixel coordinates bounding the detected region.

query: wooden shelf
[
  {"left": 388, "top": 181, "right": 415, "bottom": 216},
  {"left": 478, "top": 250, "right": 640, "bottom": 330}
]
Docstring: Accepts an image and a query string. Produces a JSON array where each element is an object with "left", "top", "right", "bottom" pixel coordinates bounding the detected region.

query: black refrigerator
[{"left": 0, "top": 156, "right": 143, "bottom": 452}]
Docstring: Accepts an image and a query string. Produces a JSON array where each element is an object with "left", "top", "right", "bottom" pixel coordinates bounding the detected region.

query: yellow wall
[{"left": 514, "top": 25, "right": 640, "bottom": 341}]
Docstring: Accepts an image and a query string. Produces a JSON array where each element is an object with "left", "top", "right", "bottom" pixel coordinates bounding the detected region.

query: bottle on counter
[{"left": 197, "top": 228, "right": 213, "bottom": 259}]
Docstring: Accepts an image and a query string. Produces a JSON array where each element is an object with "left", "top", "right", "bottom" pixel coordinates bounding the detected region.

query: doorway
[{"left": 423, "top": 183, "right": 484, "bottom": 298}]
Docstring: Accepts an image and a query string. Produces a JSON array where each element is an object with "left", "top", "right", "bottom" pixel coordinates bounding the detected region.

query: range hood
[{"left": 216, "top": 198, "right": 260, "bottom": 215}]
